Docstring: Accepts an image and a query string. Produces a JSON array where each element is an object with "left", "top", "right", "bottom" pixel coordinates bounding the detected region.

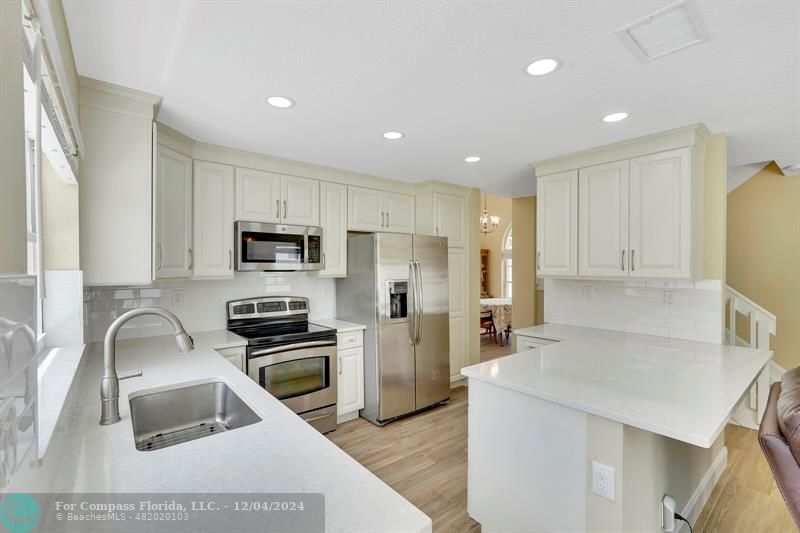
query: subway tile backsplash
[
  {"left": 84, "top": 272, "right": 337, "bottom": 343},
  {"left": 544, "top": 278, "right": 724, "bottom": 344}
]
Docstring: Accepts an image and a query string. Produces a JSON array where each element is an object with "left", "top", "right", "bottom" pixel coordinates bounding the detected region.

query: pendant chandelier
[{"left": 479, "top": 193, "right": 500, "bottom": 235}]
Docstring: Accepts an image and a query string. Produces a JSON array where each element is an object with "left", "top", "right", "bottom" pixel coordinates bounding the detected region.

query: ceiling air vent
[{"left": 615, "top": 0, "right": 711, "bottom": 63}]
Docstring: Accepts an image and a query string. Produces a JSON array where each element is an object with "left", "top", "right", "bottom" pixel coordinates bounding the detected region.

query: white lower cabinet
[
  {"left": 214, "top": 346, "right": 245, "bottom": 372},
  {"left": 515, "top": 334, "right": 557, "bottom": 352},
  {"left": 336, "top": 330, "right": 364, "bottom": 421}
]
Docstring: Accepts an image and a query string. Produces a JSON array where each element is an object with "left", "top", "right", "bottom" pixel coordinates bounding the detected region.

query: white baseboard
[
  {"left": 450, "top": 376, "right": 467, "bottom": 389},
  {"left": 676, "top": 446, "right": 728, "bottom": 532},
  {"left": 336, "top": 411, "right": 359, "bottom": 424}
]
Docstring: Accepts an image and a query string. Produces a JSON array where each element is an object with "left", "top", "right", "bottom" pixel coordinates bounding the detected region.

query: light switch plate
[
  {"left": 592, "top": 461, "right": 616, "bottom": 501},
  {"left": 171, "top": 289, "right": 184, "bottom": 306}
]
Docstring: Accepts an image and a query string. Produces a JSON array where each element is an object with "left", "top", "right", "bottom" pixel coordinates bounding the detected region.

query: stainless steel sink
[{"left": 129, "top": 379, "right": 261, "bottom": 452}]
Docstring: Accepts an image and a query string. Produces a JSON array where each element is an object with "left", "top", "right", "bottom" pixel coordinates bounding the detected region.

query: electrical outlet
[
  {"left": 583, "top": 286, "right": 593, "bottom": 300},
  {"left": 171, "top": 289, "right": 184, "bottom": 306},
  {"left": 592, "top": 461, "right": 615, "bottom": 501},
  {"left": 664, "top": 290, "right": 676, "bottom": 306}
]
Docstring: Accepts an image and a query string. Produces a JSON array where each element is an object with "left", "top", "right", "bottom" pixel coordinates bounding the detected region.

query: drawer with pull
[
  {"left": 337, "top": 330, "right": 363, "bottom": 350},
  {"left": 516, "top": 335, "right": 558, "bottom": 351}
]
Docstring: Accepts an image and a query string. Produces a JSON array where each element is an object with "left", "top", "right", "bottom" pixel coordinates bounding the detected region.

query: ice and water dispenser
[{"left": 387, "top": 281, "right": 409, "bottom": 322}]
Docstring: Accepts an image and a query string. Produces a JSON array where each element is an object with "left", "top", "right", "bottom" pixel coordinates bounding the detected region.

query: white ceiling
[{"left": 63, "top": 0, "right": 800, "bottom": 197}]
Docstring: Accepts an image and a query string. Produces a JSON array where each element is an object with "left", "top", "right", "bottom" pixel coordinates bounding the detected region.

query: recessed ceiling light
[
  {"left": 464, "top": 156, "right": 481, "bottom": 163},
  {"left": 525, "top": 58, "right": 561, "bottom": 76},
  {"left": 266, "top": 96, "right": 295, "bottom": 109},
  {"left": 382, "top": 131, "right": 405, "bottom": 140},
  {"left": 602, "top": 112, "right": 629, "bottom": 123}
]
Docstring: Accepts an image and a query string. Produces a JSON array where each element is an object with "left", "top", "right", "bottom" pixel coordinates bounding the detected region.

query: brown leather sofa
[{"left": 759, "top": 367, "right": 800, "bottom": 527}]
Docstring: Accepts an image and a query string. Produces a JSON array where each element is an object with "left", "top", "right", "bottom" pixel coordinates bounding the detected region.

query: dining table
[{"left": 479, "top": 297, "right": 512, "bottom": 345}]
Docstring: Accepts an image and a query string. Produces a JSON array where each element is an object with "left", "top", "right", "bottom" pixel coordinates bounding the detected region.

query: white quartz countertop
[
  {"left": 43, "top": 330, "right": 430, "bottom": 533},
  {"left": 311, "top": 318, "right": 366, "bottom": 332},
  {"left": 462, "top": 324, "right": 772, "bottom": 448}
]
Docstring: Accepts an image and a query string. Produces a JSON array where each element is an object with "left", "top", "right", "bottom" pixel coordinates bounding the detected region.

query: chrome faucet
[{"left": 100, "top": 307, "right": 194, "bottom": 425}]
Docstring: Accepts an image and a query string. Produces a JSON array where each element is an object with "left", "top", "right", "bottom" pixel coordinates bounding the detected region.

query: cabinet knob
[
  {"left": 630, "top": 249, "right": 635, "bottom": 272},
  {"left": 536, "top": 251, "right": 541, "bottom": 271}
]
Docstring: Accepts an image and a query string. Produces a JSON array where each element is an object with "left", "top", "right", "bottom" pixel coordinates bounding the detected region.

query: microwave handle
[{"left": 249, "top": 340, "right": 335, "bottom": 357}]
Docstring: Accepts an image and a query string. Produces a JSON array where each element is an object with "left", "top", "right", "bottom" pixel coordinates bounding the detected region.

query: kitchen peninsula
[{"left": 461, "top": 324, "right": 772, "bottom": 532}]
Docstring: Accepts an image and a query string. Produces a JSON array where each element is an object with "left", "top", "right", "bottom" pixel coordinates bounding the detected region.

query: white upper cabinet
[
  {"left": 348, "top": 186, "right": 383, "bottom": 231},
  {"left": 384, "top": 192, "right": 416, "bottom": 233},
  {"left": 282, "top": 175, "right": 320, "bottom": 226},
  {"left": 235, "top": 168, "right": 280, "bottom": 223},
  {"left": 536, "top": 171, "right": 578, "bottom": 276},
  {"left": 79, "top": 80, "right": 159, "bottom": 286},
  {"left": 433, "top": 192, "right": 466, "bottom": 248},
  {"left": 578, "top": 161, "right": 629, "bottom": 278},
  {"left": 319, "top": 182, "right": 348, "bottom": 277},
  {"left": 348, "top": 186, "right": 415, "bottom": 233},
  {"left": 193, "top": 161, "right": 234, "bottom": 278},
  {"left": 154, "top": 145, "right": 193, "bottom": 279},
  {"left": 628, "top": 148, "right": 692, "bottom": 279},
  {"left": 235, "top": 170, "right": 318, "bottom": 226}
]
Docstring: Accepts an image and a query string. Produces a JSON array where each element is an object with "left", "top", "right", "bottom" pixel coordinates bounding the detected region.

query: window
[{"left": 501, "top": 227, "right": 512, "bottom": 298}]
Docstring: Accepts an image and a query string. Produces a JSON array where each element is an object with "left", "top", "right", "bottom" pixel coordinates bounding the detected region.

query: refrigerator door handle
[
  {"left": 408, "top": 260, "right": 417, "bottom": 345},
  {"left": 414, "top": 259, "right": 423, "bottom": 345}
]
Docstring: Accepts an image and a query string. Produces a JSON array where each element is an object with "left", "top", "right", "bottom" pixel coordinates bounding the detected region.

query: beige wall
[
  {"left": 468, "top": 188, "right": 482, "bottom": 366},
  {"left": 42, "top": 157, "right": 80, "bottom": 270},
  {"left": 479, "top": 194, "right": 512, "bottom": 298},
  {"left": 0, "top": 0, "right": 28, "bottom": 274},
  {"left": 512, "top": 196, "right": 537, "bottom": 336},
  {"left": 728, "top": 162, "right": 800, "bottom": 369},
  {"left": 704, "top": 133, "right": 727, "bottom": 281}
]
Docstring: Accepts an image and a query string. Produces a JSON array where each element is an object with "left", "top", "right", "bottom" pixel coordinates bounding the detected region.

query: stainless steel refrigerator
[{"left": 336, "top": 233, "right": 450, "bottom": 425}]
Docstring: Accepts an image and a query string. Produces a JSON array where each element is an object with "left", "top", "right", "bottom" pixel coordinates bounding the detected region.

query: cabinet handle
[
  {"left": 338, "top": 357, "right": 342, "bottom": 375},
  {"left": 631, "top": 249, "right": 635, "bottom": 272},
  {"left": 156, "top": 243, "right": 163, "bottom": 270},
  {"left": 188, "top": 248, "right": 194, "bottom": 270},
  {"left": 621, "top": 249, "right": 625, "bottom": 271},
  {"left": 228, "top": 249, "right": 232, "bottom": 270},
  {"left": 276, "top": 199, "right": 280, "bottom": 218},
  {"left": 436, "top": 226, "right": 439, "bottom": 236},
  {"left": 386, "top": 212, "right": 390, "bottom": 228},
  {"left": 537, "top": 251, "right": 541, "bottom": 271},
  {"left": 381, "top": 212, "right": 385, "bottom": 228},
  {"left": 283, "top": 200, "right": 287, "bottom": 219},
  {"left": 322, "top": 253, "right": 326, "bottom": 269}
]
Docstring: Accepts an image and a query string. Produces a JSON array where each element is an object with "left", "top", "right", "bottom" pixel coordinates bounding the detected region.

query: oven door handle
[{"left": 249, "top": 340, "right": 336, "bottom": 357}]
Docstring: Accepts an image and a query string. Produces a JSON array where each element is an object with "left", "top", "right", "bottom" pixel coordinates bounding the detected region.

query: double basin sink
[{"left": 129, "top": 380, "right": 261, "bottom": 452}]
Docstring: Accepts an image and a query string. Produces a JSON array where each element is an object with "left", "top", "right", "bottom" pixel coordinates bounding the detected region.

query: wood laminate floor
[
  {"left": 695, "top": 424, "right": 795, "bottom": 532},
  {"left": 328, "top": 387, "right": 479, "bottom": 533},
  {"left": 330, "top": 389, "right": 793, "bottom": 533},
  {"left": 479, "top": 336, "right": 514, "bottom": 362}
]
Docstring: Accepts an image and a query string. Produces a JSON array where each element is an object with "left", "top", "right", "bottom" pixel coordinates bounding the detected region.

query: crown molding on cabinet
[
  {"left": 531, "top": 123, "right": 711, "bottom": 178},
  {"left": 79, "top": 76, "right": 161, "bottom": 119}
]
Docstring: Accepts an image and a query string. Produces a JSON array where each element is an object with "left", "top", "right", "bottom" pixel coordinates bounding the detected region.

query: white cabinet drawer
[
  {"left": 516, "top": 335, "right": 558, "bottom": 351},
  {"left": 337, "top": 330, "right": 363, "bottom": 349}
]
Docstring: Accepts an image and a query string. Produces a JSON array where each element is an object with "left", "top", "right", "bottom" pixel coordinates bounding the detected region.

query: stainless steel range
[{"left": 226, "top": 296, "right": 337, "bottom": 433}]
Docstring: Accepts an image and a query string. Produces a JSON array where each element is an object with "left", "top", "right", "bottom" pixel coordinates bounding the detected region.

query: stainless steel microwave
[{"left": 235, "top": 221, "right": 322, "bottom": 272}]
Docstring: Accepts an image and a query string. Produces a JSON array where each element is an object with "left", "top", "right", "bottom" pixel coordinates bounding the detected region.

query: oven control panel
[{"left": 227, "top": 296, "right": 309, "bottom": 320}]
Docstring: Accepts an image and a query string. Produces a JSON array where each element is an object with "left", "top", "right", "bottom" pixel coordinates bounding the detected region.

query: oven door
[
  {"left": 235, "top": 221, "right": 322, "bottom": 272},
  {"left": 247, "top": 340, "right": 337, "bottom": 416}
]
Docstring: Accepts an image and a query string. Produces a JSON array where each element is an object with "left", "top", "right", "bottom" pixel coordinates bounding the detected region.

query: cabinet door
[
  {"left": 536, "top": 171, "right": 578, "bottom": 276},
  {"left": 348, "top": 186, "right": 383, "bottom": 231},
  {"left": 193, "top": 161, "right": 234, "bottom": 278},
  {"left": 433, "top": 192, "right": 466, "bottom": 248},
  {"left": 154, "top": 145, "right": 193, "bottom": 279},
  {"left": 384, "top": 192, "right": 416, "bottom": 233},
  {"left": 235, "top": 167, "right": 280, "bottom": 223},
  {"left": 578, "top": 161, "right": 629, "bottom": 278},
  {"left": 319, "top": 182, "right": 348, "bottom": 277},
  {"left": 215, "top": 346, "right": 245, "bottom": 372},
  {"left": 629, "top": 148, "right": 691, "bottom": 278},
  {"left": 337, "top": 347, "right": 364, "bottom": 415},
  {"left": 281, "top": 175, "right": 319, "bottom": 226}
]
